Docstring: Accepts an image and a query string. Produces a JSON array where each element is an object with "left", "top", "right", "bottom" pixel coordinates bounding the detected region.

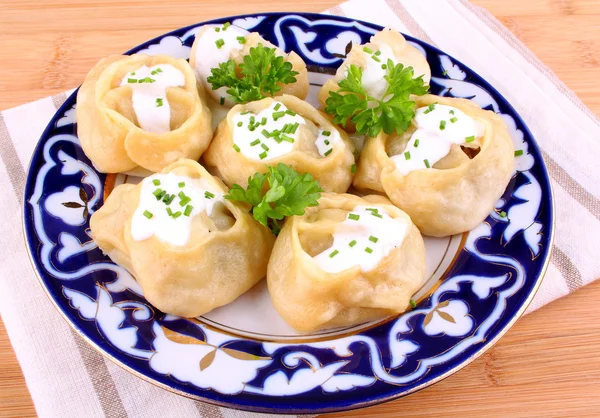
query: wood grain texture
[{"left": 1, "top": 0, "right": 599, "bottom": 417}]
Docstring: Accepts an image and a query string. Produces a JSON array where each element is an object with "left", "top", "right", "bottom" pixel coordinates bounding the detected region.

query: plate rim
[{"left": 22, "top": 11, "right": 555, "bottom": 414}]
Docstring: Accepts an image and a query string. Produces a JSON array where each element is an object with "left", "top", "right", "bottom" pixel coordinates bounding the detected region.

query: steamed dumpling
[
  {"left": 77, "top": 54, "right": 212, "bottom": 173},
  {"left": 190, "top": 23, "right": 308, "bottom": 106},
  {"left": 89, "top": 159, "right": 275, "bottom": 317},
  {"left": 203, "top": 94, "right": 356, "bottom": 193},
  {"left": 354, "top": 95, "right": 514, "bottom": 237},
  {"left": 267, "top": 193, "right": 426, "bottom": 332}
]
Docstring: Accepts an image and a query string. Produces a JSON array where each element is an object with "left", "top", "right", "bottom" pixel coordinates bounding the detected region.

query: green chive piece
[
  {"left": 324, "top": 149, "right": 333, "bottom": 157},
  {"left": 290, "top": 122, "right": 299, "bottom": 133},
  {"left": 127, "top": 78, "right": 137, "bottom": 83},
  {"left": 131, "top": 72, "right": 136, "bottom": 75},
  {"left": 156, "top": 68, "right": 162, "bottom": 73},
  {"left": 155, "top": 190, "right": 166, "bottom": 200},
  {"left": 410, "top": 299, "right": 417, "bottom": 308},
  {"left": 348, "top": 213, "right": 360, "bottom": 221},
  {"left": 449, "top": 110, "right": 455, "bottom": 115},
  {"left": 499, "top": 210, "right": 507, "bottom": 218},
  {"left": 172, "top": 211, "right": 182, "bottom": 219},
  {"left": 404, "top": 151, "right": 411, "bottom": 160},
  {"left": 281, "top": 134, "right": 294, "bottom": 143},
  {"left": 152, "top": 179, "right": 161, "bottom": 186},
  {"left": 178, "top": 191, "right": 187, "bottom": 199},
  {"left": 233, "top": 144, "right": 241, "bottom": 152},
  {"left": 414, "top": 139, "right": 420, "bottom": 148},
  {"left": 178, "top": 182, "right": 185, "bottom": 188},
  {"left": 381, "top": 64, "right": 387, "bottom": 70},
  {"left": 166, "top": 207, "right": 173, "bottom": 216},
  {"left": 179, "top": 197, "right": 191, "bottom": 207},
  {"left": 371, "top": 55, "right": 381, "bottom": 62},
  {"left": 329, "top": 249, "right": 339, "bottom": 258},
  {"left": 442, "top": 70, "right": 449, "bottom": 76},
  {"left": 156, "top": 98, "right": 163, "bottom": 107},
  {"left": 351, "top": 164, "right": 357, "bottom": 174},
  {"left": 151, "top": 70, "right": 157, "bottom": 75},
  {"left": 450, "top": 117, "right": 458, "bottom": 123},
  {"left": 365, "top": 247, "right": 373, "bottom": 254},
  {"left": 324, "top": 140, "right": 330, "bottom": 146},
  {"left": 465, "top": 135, "right": 475, "bottom": 143},
  {"left": 259, "top": 151, "right": 268, "bottom": 160},
  {"left": 274, "top": 103, "right": 281, "bottom": 111},
  {"left": 374, "top": 50, "right": 381, "bottom": 56},
  {"left": 215, "top": 38, "right": 225, "bottom": 49},
  {"left": 369, "top": 236, "right": 379, "bottom": 243},
  {"left": 143, "top": 210, "right": 153, "bottom": 219},
  {"left": 322, "top": 130, "right": 331, "bottom": 137},
  {"left": 349, "top": 240, "right": 357, "bottom": 247},
  {"left": 363, "top": 46, "right": 373, "bottom": 54},
  {"left": 250, "top": 139, "right": 260, "bottom": 146},
  {"left": 153, "top": 188, "right": 164, "bottom": 198},
  {"left": 366, "top": 208, "right": 378, "bottom": 213},
  {"left": 424, "top": 159, "right": 431, "bottom": 168},
  {"left": 223, "top": 22, "right": 231, "bottom": 29},
  {"left": 237, "top": 36, "right": 246, "bottom": 44},
  {"left": 439, "top": 120, "right": 446, "bottom": 130},
  {"left": 215, "top": 27, "right": 221, "bottom": 32},
  {"left": 249, "top": 116, "right": 255, "bottom": 124},
  {"left": 261, "top": 143, "right": 269, "bottom": 151},
  {"left": 184, "top": 205, "right": 193, "bottom": 217},
  {"left": 220, "top": 97, "right": 225, "bottom": 105},
  {"left": 261, "top": 117, "right": 267, "bottom": 125},
  {"left": 237, "top": 121, "right": 243, "bottom": 127},
  {"left": 372, "top": 212, "right": 383, "bottom": 218},
  {"left": 261, "top": 129, "right": 270, "bottom": 137},
  {"left": 165, "top": 194, "right": 175, "bottom": 205},
  {"left": 285, "top": 109, "right": 296, "bottom": 116},
  {"left": 272, "top": 111, "right": 285, "bottom": 120},
  {"left": 205, "top": 191, "right": 215, "bottom": 199},
  {"left": 424, "top": 103, "right": 436, "bottom": 114},
  {"left": 514, "top": 150, "right": 524, "bottom": 157}
]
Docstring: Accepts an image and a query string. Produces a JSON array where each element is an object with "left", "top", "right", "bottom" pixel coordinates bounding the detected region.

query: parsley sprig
[
  {"left": 225, "top": 164, "right": 322, "bottom": 235},
  {"left": 207, "top": 44, "right": 299, "bottom": 104},
  {"left": 325, "top": 60, "right": 429, "bottom": 137}
]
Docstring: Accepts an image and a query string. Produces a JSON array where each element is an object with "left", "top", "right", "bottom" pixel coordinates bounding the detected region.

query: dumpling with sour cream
[
  {"left": 203, "top": 94, "right": 356, "bottom": 193},
  {"left": 89, "top": 159, "right": 275, "bottom": 318},
  {"left": 267, "top": 193, "right": 426, "bottom": 332},
  {"left": 76, "top": 54, "right": 213, "bottom": 173},
  {"left": 354, "top": 95, "right": 515, "bottom": 237},
  {"left": 190, "top": 22, "right": 309, "bottom": 107}
]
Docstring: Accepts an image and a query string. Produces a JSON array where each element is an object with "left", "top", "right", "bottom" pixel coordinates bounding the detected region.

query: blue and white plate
[{"left": 23, "top": 13, "right": 553, "bottom": 414}]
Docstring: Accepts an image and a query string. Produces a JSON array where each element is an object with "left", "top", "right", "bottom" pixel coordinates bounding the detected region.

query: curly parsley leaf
[
  {"left": 225, "top": 164, "right": 322, "bottom": 235},
  {"left": 325, "top": 60, "right": 429, "bottom": 137},
  {"left": 207, "top": 44, "right": 299, "bottom": 104}
]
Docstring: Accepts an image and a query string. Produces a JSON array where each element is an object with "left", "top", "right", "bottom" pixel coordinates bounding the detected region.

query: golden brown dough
[
  {"left": 267, "top": 193, "right": 426, "bottom": 332},
  {"left": 77, "top": 54, "right": 212, "bottom": 173}
]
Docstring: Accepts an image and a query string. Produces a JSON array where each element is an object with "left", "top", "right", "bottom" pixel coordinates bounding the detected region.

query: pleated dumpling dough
[
  {"left": 318, "top": 27, "right": 431, "bottom": 115},
  {"left": 190, "top": 23, "right": 308, "bottom": 106},
  {"left": 89, "top": 159, "right": 275, "bottom": 317},
  {"left": 203, "top": 94, "right": 356, "bottom": 192},
  {"left": 267, "top": 193, "right": 426, "bottom": 332},
  {"left": 354, "top": 95, "right": 514, "bottom": 237},
  {"left": 77, "top": 54, "right": 212, "bottom": 173}
]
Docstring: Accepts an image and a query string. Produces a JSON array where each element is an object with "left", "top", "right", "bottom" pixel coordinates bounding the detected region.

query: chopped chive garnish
[
  {"left": 178, "top": 182, "right": 185, "bottom": 188},
  {"left": 184, "top": 205, "right": 193, "bottom": 217},
  {"left": 156, "top": 68, "right": 162, "bottom": 73},
  {"left": 290, "top": 122, "right": 299, "bottom": 133},
  {"left": 261, "top": 129, "right": 270, "bottom": 137},
  {"left": 249, "top": 116, "right": 255, "bottom": 124},
  {"left": 259, "top": 151, "right": 268, "bottom": 160},
  {"left": 324, "top": 149, "right": 333, "bottom": 157},
  {"left": 465, "top": 135, "right": 475, "bottom": 143},
  {"left": 424, "top": 103, "right": 437, "bottom": 114},
  {"left": 324, "top": 140, "right": 330, "bottom": 145},
  {"left": 374, "top": 50, "right": 381, "bottom": 56},
  {"left": 215, "top": 38, "right": 225, "bottom": 49},
  {"left": 414, "top": 139, "right": 420, "bottom": 148},
  {"left": 424, "top": 159, "right": 431, "bottom": 168},
  {"left": 143, "top": 210, "right": 153, "bottom": 219},
  {"left": 151, "top": 70, "right": 157, "bottom": 75},
  {"left": 329, "top": 249, "right": 339, "bottom": 258},
  {"left": 439, "top": 120, "right": 446, "bottom": 130},
  {"left": 274, "top": 103, "right": 281, "bottom": 111},
  {"left": 261, "top": 143, "right": 269, "bottom": 151},
  {"left": 365, "top": 247, "right": 373, "bottom": 254},
  {"left": 404, "top": 151, "right": 411, "bottom": 160},
  {"left": 449, "top": 110, "right": 455, "bottom": 115},
  {"left": 381, "top": 64, "right": 387, "bottom": 70},
  {"left": 372, "top": 212, "right": 383, "bottom": 218},
  {"left": 220, "top": 97, "right": 225, "bottom": 105},
  {"left": 237, "top": 121, "right": 243, "bottom": 127},
  {"left": 166, "top": 207, "right": 173, "bottom": 216},
  {"left": 205, "top": 191, "right": 215, "bottom": 199},
  {"left": 369, "top": 236, "right": 379, "bottom": 243},
  {"left": 363, "top": 46, "right": 373, "bottom": 54},
  {"left": 450, "top": 117, "right": 458, "bottom": 123},
  {"left": 172, "top": 211, "right": 182, "bottom": 219},
  {"left": 371, "top": 55, "right": 381, "bottom": 62},
  {"left": 223, "top": 22, "right": 231, "bottom": 29},
  {"left": 155, "top": 190, "right": 166, "bottom": 200},
  {"left": 165, "top": 194, "right": 175, "bottom": 205},
  {"left": 499, "top": 210, "right": 507, "bottom": 218},
  {"left": 127, "top": 78, "right": 136, "bottom": 83},
  {"left": 261, "top": 117, "right": 267, "bottom": 125},
  {"left": 322, "top": 130, "right": 331, "bottom": 137},
  {"left": 233, "top": 144, "right": 241, "bottom": 152},
  {"left": 281, "top": 134, "right": 294, "bottom": 143},
  {"left": 272, "top": 111, "right": 285, "bottom": 120},
  {"left": 442, "top": 69, "right": 449, "bottom": 76},
  {"left": 410, "top": 299, "right": 417, "bottom": 308},
  {"left": 348, "top": 213, "right": 360, "bottom": 221},
  {"left": 366, "top": 208, "right": 378, "bottom": 212},
  {"left": 152, "top": 179, "right": 161, "bottom": 186},
  {"left": 514, "top": 150, "right": 524, "bottom": 157},
  {"left": 349, "top": 240, "right": 357, "bottom": 247},
  {"left": 153, "top": 188, "right": 164, "bottom": 198},
  {"left": 131, "top": 72, "right": 136, "bottom": 75},
  {"left": 215, "top": 27, "right": 221, "bottom": 32},
  {"left": 237, "top": 36, "right": 246, "bottom": 44},
  {"left": 179, "top": 197, "right": 191, "bottom": 207},
  {"left": 250, "top": 139, "right": 260, "bottom": 146},
  {"left": 351, "top": 164, "right": 357, "bottom": 174},
  {"left": 156, "top": 98, "right": 163, "bottom": 107},
  {"left": 285, "top": 109, "right": 296, "bottom": 116},
  {"left": 178, "top": 191, "right": 187, "bottom": 199}
]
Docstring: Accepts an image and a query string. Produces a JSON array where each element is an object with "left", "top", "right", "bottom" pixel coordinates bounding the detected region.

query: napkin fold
[{"left": 1, "top": 1, "right": 599, "bottom": 417}]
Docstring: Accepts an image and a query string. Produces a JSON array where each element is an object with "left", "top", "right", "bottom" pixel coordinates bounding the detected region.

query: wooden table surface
[{"left": 1, "top": 0, "right": 600, "bottom": 417}]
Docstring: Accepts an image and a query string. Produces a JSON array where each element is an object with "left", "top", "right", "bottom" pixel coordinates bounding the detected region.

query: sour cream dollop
[
  {"left": 131, "top": 173, "right": 223, "bottom": 246},
  {"left": 313, "top": 205, "right": 408, "bottom": 274}
]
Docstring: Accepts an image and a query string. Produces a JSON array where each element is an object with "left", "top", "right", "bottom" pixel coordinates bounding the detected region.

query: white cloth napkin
[{"left": 1, "top": 1, "right": 599, "bottom": 417}]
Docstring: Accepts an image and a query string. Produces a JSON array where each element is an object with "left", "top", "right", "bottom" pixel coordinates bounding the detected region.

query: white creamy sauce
[
  {"left": 357, "top": 44, "right": 398, "bottom": 100},
  {"left": 131, "top": 173, "right": 223, "bottom": 246},
  {"left": 391, "top": 104, "right": 485, "bottom": 175},
  {"left": 313, "top": 205, "right": 408, "bottom": 274},
  {"left": 192, "top": 23, "right": 249, "bottom": 104},
  {"left": 120, "top": 64, "right": 185, "bottom": 133},
  {"left": 231, "top": 101, "right": 305, "bottom": 161},
  {"left": 314, "top": 128, "right": 341, "bottom": 157}
]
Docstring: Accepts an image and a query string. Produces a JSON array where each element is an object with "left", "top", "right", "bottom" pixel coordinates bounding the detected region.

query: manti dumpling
[
  {"left": 267, "top": 193, "right": 426, "bottom": 332},
  {"left": 77, "top": 54, "right": 212, "bottom": 173},
  {"left": 190, "top": 22, "right": 308, "bottom": 106},
  {"left": 203, "top": 94, "right": 356, "bottom": 192},
  {"left": 318, "top": 27, "right": 431, "bottom": 123},
  {"left": 89, "top": 159, "right": 275, "bottom": 317},
  {"left": 354, "top": 95, "right": 515, "bottom": 237}
]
